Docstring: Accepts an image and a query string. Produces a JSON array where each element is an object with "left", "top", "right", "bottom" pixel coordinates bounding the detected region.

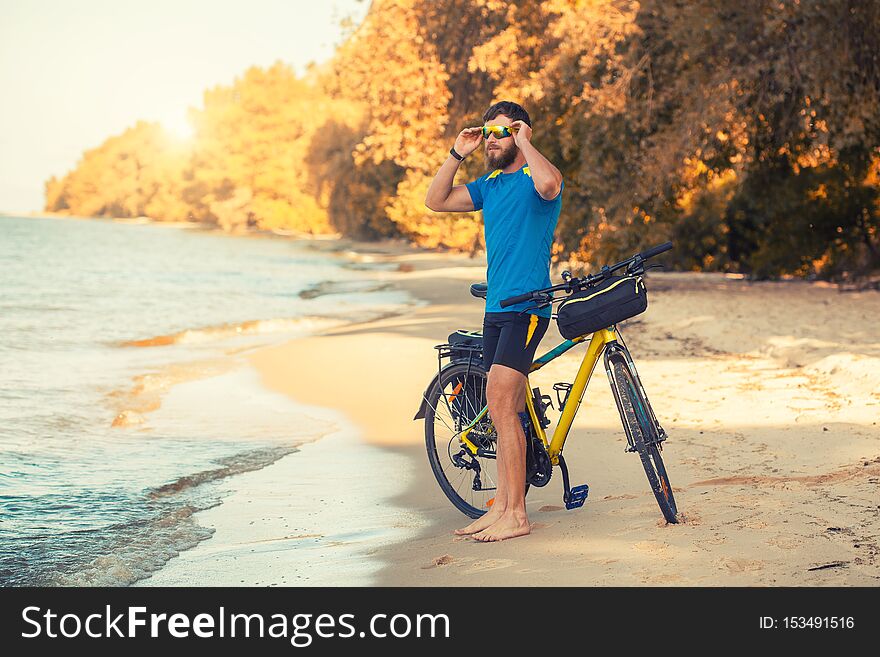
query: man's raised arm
[
  {"left": 510, "top": 120, "right": 563, "bottom": 201},
  {"left": 425, "top": 127, "right": 483, "bottom": 212}
]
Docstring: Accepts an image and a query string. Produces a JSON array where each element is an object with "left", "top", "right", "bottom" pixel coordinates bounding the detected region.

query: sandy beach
[{"left": 154, "top": 239, "right": 880, "bottom": 586}]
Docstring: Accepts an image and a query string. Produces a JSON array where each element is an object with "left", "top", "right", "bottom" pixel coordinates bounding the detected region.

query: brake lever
[
  {"left": 518, "top": 303, "right": 550, "bottom": 315},
  {"left": 517, "top": 292, "right": 555, "bottom": 315},
  {"left": 630, "top": 262, "right": 663, "bottom": 276}
]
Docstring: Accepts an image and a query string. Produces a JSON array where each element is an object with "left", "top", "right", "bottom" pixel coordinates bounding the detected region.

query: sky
[{"left": 0, "top": 0, "right": 369, "bottom": 214}]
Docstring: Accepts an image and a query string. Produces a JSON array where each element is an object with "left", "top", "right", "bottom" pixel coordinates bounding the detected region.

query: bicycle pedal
[{"left": 564, "top": 484, "right": 589, "bottom": 510}]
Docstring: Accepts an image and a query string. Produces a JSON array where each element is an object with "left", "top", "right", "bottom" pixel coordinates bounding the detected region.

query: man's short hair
[{"left": 483, "top": 101, "right": 531, "bottom": 127}]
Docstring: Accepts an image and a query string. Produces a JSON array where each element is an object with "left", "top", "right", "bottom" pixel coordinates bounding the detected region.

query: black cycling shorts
[{"left": 482, "top": 311, "right": 550, "bottom": 376}]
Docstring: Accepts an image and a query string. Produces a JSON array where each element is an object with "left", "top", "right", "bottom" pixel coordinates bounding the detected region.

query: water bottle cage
[{"left": 553, "top": 382, "right": 573, "bottom": 413}]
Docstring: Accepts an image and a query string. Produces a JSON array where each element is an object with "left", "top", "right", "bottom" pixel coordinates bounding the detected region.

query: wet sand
[{"left": 140, "top": 396, "right": 427, "bottom": 587}]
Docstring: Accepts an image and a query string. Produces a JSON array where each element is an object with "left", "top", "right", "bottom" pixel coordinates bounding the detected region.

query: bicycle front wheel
[
  {"left": 610, "top": 357, "right": 678, "bottom": 523},
  {"left": 424, "top": 361, "right": 526, "bottom": 518}
]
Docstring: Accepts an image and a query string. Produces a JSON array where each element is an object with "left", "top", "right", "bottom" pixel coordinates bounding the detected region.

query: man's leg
[
  {"left": 454, "top": 316, "right": 506, "bottom": 535},
  {"left": 452, "top": 407, "right": 509, "bottom": 535},
  {"left": 472, "top": 363, "right": 530, "bottom": 542}
]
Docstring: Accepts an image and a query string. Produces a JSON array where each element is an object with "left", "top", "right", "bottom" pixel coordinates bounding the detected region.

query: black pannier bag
[
  {"left": 447, "top": 329, "right": 483, "bottom": 361},
  {"left": 556, "top": 275, "right": 647, "bottom": 339}
]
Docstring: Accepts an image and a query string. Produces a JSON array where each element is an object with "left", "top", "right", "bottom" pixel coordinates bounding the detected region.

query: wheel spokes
[{"left": 429, "top": 368, "right": 498, "bottom": 514}]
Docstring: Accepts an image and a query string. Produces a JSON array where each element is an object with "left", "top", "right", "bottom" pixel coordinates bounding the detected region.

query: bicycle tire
[
  {"left": 424, "top": 361, "right": 529, "bottom": 518},
  {"left": 610, "top": 357, "right": 679, "bottom": 523}
]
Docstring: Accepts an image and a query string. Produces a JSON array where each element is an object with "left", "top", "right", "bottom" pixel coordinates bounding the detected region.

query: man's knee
[{"left": 487, "top": 365, "right": 525, "bottom": 414}]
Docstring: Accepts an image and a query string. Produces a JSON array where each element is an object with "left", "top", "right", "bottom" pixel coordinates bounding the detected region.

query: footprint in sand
[
  {"left": 539, "top": 505, "right": 564, "bottom": 512},
  {"left": 422, "top": 554, "right": 455, "bottom": 569},
  {"left": 466, "top": 559, "right": 517, "bottom": 573},
  {"left": 766, "top": 536, "right": 800, "bottom": 550},
  {"left": 716, "top": 557, "right": 764, "bottom": 572},
  {"left": 632, "top": 540, "right": 670, "bottom": 555}
]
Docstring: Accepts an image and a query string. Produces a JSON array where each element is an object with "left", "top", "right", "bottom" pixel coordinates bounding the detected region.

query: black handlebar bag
[{"left": 556, "top": 275, "right": 647, "bottom": 339}]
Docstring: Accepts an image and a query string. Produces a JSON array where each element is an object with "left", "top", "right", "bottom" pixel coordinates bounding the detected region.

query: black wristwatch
[{"left": 449, "top": 147, "right": 464, "bottom": 161}]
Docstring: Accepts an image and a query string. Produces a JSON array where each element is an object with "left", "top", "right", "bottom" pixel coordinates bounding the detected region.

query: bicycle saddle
[{"left": 470, "top": 282, "right": 487, "bottom": 299}]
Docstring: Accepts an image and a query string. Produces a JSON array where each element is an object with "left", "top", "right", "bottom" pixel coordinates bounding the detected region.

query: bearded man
[{"left": 425, "top": 100, "right": 563, "bottom": 542}]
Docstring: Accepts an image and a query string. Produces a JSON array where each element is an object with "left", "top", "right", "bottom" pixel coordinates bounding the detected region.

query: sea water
[{"left": 0, "top": 214, "right": 414, "bottom": 585}]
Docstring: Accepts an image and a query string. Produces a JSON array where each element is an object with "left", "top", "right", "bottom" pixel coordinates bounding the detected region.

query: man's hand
[
  {"left": 453, "top": 127, "right": 483, "bottom": 158},
  {"left": 511, "top": 120, "right": 532, "bottom": 148}
]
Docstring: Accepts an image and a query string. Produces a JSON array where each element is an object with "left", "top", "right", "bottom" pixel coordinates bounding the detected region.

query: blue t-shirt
[{"left": 466, "top": 164, "right": 562, "bottom": 317}]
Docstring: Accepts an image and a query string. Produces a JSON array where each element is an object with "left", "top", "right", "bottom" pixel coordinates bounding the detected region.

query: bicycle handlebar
[
  {"left": 639, "top": 241, "right": 673, "bottom": 261},
  {"left": 499, "top": 241, "right": 673, "bottom": 308},
  {"left": 499, "top": 292, "right": 534, "bottom": 308}
]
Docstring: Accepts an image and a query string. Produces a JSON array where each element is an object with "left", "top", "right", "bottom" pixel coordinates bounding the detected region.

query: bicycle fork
[{"left": 603, "top": 338, "right": 667, "bottom": 452}]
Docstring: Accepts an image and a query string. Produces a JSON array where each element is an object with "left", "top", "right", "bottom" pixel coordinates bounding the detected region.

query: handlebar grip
[
  {"left": 500, "top": 292, "right": 534, "bottom": 308},
  {"left": 640, "top": 241, "right": 673, "bottom": 260}
]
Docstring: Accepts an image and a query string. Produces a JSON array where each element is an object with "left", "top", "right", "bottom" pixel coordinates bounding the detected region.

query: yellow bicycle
[{"left": 414, "top": 242, "right": 679, "bottom": 524}]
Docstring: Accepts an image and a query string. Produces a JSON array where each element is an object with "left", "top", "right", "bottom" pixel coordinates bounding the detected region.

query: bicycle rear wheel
[
  {"left": 424, "top": 361, "right": 527, "bottom": 518},
  {"left": 610, "top": 357, "right": 678, "bottom": 523}
]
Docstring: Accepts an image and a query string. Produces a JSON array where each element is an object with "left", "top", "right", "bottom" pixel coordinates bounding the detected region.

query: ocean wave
[
  {"left": 149, "top": 445, "right": 300, "bottom": 498},
  {"left": 119, "top": 316, "right": 345, "bottom": 348},
  {"left": 298, "top": 279, "right": 394, "bottom": 299},
  {"left": 47, "top": 504, "right": 218, "bottom": 587},
  {"left": 108, "top": 358, "right": 235, "bottom": 426},
  {"left": 5, "top": 445, "right": 309, "bottom": 587}
]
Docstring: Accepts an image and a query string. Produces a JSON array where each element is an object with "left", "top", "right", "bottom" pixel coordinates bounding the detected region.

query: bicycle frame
[{"left": 459, "top": 326, "right": 624, "bottom": 465}]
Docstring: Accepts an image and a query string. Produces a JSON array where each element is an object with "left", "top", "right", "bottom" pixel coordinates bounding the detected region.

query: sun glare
[{"left": 161, "top": 112, "right": 195, "bottom": 141}]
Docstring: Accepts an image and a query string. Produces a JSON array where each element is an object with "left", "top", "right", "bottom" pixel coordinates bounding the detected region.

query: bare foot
[
  {"left": 472, "top": 512, "right": 530, "bottom": 542},
  {"left": 454, "top": 505, "right": 505, "bottom": 536}
]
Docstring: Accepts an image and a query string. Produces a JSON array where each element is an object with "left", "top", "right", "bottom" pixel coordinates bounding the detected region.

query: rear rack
[
  {"left": 435, "top": 343, "right": 482, "bottom": 372},
  {"left": 434, "top": 342, "right": 482, "bottom": 358}
]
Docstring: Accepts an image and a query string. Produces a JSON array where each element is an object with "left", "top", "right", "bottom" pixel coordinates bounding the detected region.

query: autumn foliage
[{"left": 45, "top": 0, "right": 880, "bottom": 279}]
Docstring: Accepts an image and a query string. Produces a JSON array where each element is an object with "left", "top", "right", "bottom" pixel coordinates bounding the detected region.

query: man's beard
[{"left": 486, "top": 144, "right": 517, "bottom": 170}]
